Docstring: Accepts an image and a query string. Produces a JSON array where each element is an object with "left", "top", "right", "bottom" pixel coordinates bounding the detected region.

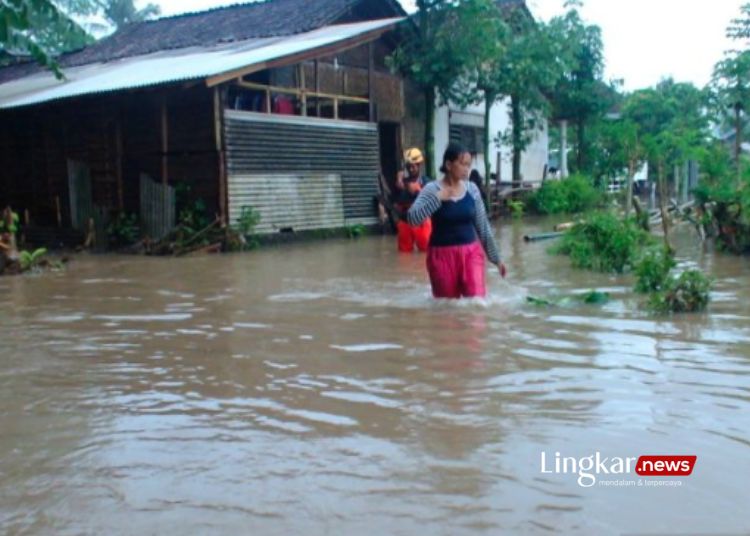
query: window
[{"left": 449, "top": 124, "right": 485, "bottom": 154}]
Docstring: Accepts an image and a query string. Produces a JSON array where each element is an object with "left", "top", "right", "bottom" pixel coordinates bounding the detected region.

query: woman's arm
[
  {"left": 407, "top": 182, "right": 442, "bottom": 226},
  {"left": 468, "top": 182, "right": 501, "bottom": 265}
]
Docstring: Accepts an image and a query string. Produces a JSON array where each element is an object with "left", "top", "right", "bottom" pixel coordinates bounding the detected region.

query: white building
[{"left": 434, "top": 98, "right": 549, "bottom": 185}]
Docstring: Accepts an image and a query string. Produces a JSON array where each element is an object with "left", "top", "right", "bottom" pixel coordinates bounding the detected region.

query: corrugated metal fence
[
  {"left": 140, "top": 173, "right": 175, "bottom": 240},
  {"left": 224, "top": 111, "right": 379, "bottom": 233},
  {"left": 67, "top": 159, "right": 93, "bottom": 231}
]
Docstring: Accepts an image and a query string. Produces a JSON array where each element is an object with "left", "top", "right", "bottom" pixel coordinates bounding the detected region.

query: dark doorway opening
[{"left": 378, "top": 122, "right": 401, "bottom": 192}]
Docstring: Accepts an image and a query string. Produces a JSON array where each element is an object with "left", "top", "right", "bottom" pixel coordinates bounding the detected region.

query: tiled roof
[{"left": 0, "top": 0, "right": 405, "bottom": 84}]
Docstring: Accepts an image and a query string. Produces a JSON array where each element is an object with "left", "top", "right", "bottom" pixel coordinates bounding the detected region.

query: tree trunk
[
  {"left": 658, "top": 162, "right": 671, "bottom": 251},
  {"left": 735, "top": 103, "right": 742, "bottom": 187},
  {"left": 483, "top": 92, "right": 493, "bottom": 208},
  {"left": 682, "top": 161, "right": 690, "bottom": 204},
  {"left": 424, "top": 86, "right": 436, "bottom": 179},
  {"left": 576, "top": 118, "right": 585, "bottom": 172},
  {"left": 560, "top": 119, "right": 569, "bottom": 178},
  {"left": 673, "top": 164, "right": 679, "bottom": 203},
  {"left": 511, "top": 94, "right": 522, "bottom": 187},
  {"left": 626, "top": 158, "right": 635, "bottom": 217}
]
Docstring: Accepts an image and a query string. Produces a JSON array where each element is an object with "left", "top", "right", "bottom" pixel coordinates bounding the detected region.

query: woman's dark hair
[{"left": 440, "top": 142, "right": 470, "bottom": 174}]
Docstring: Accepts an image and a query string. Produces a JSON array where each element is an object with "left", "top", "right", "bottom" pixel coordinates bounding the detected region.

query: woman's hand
[{"left": 497, "top": 262, "right": 507, "bottom": 279}]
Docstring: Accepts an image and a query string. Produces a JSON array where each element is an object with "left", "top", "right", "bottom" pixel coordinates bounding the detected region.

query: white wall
[
  {"left": 433, "top": 96, "right": 548, "bottom": 184},
  {"left": 433, "top": 105, "right": 451, "bottom": 179}
]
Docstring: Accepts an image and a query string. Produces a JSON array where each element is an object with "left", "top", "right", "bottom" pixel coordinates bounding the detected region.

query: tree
[
  {"left": 547, "top": 0, "right": 607, "bottom": 175},
  {"left": 389, "top": 0, "right": 498, "bottom": 177},
  {"left": 450, "top": 0, "right": 508, "bottom": 191},
  {"left": 99, "top": 0, "right": 160, "bottom": 28},
  {"left": 727, "top": 2, "right": 750, "bottom": 42},
  {"left": 710, "top": 50, "right": 750, "bottom": 183},
  {"left": 1, "top": 0, "right": 90, "bottom": 75},
  {"left": 623, "top": 80, "right": 708, "bottom": 246},
  {"left": 595, "top": 116, "right": 645, "bottom": 216},
  {"left": 495, "top": 11, "right": 561, "bottom": 187}
]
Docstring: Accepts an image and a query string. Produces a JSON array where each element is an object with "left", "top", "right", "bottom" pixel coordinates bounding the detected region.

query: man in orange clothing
[{"left": 394, "top": 148, "right": 432, "bottom": 252}]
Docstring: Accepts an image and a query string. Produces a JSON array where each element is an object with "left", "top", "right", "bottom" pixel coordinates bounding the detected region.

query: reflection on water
[{"left": 1, "top": 220, "right": 749, "bottom": 535}]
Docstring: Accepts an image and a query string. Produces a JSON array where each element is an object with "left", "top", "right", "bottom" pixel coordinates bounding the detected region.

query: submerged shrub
[
  {"left": 648, "top": 270, "right": 712, "bottom": 314},
  {"left": 507, "top": 199, "right": 524, "bottom": 219},
  {"left": 527, "top": 174, "right": 602, "bottom": 215},
  {"left": 107, "top": 212, "right": 140, "bottom": 246},
  {"left": 552, "top": 211, "right": 653, "bottom": 273},
  {"left": 634, "top": 247, "right": 676, "bottom": 293}
]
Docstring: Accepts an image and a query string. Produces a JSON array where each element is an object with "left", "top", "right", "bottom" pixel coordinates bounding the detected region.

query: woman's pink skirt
[{"left": 426, "top": 241, "right": 486, "bottom": 299}]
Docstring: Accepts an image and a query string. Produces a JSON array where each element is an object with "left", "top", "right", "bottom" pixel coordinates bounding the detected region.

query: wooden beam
[
  {"left": 214, "top": 86, "right": 227, "bottom": 223},
  {"left": 299, "top": 64, "right": 307, "bottom": 116},
  {"left": 235, "top": 80, "right": 369, "bottom": 103},
  {"left": 116, "top": 117, "right": 123, "bottom": 211},
  {"left": 315, "top": 59, "right": 321, "bottom": 117},
  {"left": 205, "top": 26, "right": 397, "bottom": 87},
  {"left": 368, "top": 41, "right": 375, "bottom": 122}
]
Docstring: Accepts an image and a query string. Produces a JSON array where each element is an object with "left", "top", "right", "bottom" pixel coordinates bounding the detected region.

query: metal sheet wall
[
  {"left": 224, "top": 111, "right": 380, "bottom": 232},
  {"left": 228, "top": 174, "right": 344, "bottom": 233}
]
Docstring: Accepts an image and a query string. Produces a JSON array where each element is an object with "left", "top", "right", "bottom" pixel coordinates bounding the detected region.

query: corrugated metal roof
[{"left": 0, "top": 17, "right": 403, "bottom": 110}]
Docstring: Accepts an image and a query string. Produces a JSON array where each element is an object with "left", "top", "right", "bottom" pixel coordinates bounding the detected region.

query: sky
[{"left": 150, "top": 0, "right": 747, "bottom": 91}]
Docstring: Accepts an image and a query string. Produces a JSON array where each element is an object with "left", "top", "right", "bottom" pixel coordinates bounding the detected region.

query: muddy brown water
[{"left": 1, "top": 219, "right": 749, "bottom": 535}]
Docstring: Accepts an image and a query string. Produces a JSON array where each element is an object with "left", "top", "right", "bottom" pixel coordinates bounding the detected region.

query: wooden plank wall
[{"left": 0, "top": 84, "right": 220, "bottom": 228}]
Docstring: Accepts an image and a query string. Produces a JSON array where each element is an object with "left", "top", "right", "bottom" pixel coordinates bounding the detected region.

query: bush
[
  {"left": 507, "top": 199, "right": 524, "bottom": 219},
  {"left": 107, "top": 212, "right": 140, "bottom": 246},
  {"left": 693, "top": 146, "right": 750, "bottom": 253},
  {"left": 634, "top": 247, "right": 676, "bottom": 293},
  {"left": 527, "top": 174, "right": 602, "bottom": 215},
  {"left": 19, "top": 248, "right": 47, "bottom": 271},
  {"left": 552, "top": 211, "right": 653, "bottom": 273},
  {"left": 648, "top": 270, "right": 712, "bottom": 314},
  {"left": 345, "top": 223, "right": 366, "bottom": 239}
]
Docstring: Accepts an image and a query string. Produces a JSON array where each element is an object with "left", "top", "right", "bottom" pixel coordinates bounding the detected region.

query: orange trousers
[{"left": 397, "top": 219, "right": 432, "bottom": 252}]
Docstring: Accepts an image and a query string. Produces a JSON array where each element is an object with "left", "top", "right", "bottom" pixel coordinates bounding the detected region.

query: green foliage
[
  {"left": 0, "top": 1, "right": 92, "bottom": 76},
  {"left": 345, "top": 224, "right": 366, "bottom": 239},
  {"left": 693, "top": 146, "right": 750, "bottom": 253},
  {"left": 526, "top": 174, "right": 602, "bottom": 215},
  {"left": 388, "top": 0, "right": 506, "bottom": 174},
  {"left": 234, "top": 206, "right": 261, "bottom": 250},
  {"left": 0, "top": 209, "right": 20, "bottom": 235},
  {"left": 648, "top": 270, "right": 712, "bottom": 314},
  {"left": 526, "top": 289, "right": 609, "bottom": 307},
  {"left": 507, "top": 199, "right": 524, "bottom": 219},
  {"left": 552, "top": 211, "right": 653, "bottom": 273},
  {"left": 19, "top": 248, "right": 47, "bottom": 271},
  {"left": 581, "top": 290, "right": 610, "bottom": 304},
  {"left": 107, "top": 212, "right": 140, "bottom": 246},
  {"left": 175, "top": 184, "right": 211, "bottom": 234},
  {"left": 236, "top": 206, "right": 260, "bottom": 235},
  {"left": 547, "top": 2, "right": 609, "bottom": 173},
  {"left": 634, "top": 246, "right": 676, "bottom": 293}
]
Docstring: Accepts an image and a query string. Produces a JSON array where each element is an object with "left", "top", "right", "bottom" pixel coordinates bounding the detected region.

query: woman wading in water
[{"left": 407, "top": 142, "right": 506, "bottom": 298}]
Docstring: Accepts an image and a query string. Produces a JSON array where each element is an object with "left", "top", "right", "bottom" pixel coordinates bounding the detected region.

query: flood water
[{"left": 1, "top": 219, "right": 749, "bottom": 535}]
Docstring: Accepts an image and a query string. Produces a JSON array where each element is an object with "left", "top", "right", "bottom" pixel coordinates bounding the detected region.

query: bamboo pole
[
  {"left": 214, "top": 86, "right": 228, "bottom": 224},
  {"left": 116, "top": 118, "right": 124, "bottom": 211},
  {"left": 315, "top": 59, "right": 321, "bottom": 117}
]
